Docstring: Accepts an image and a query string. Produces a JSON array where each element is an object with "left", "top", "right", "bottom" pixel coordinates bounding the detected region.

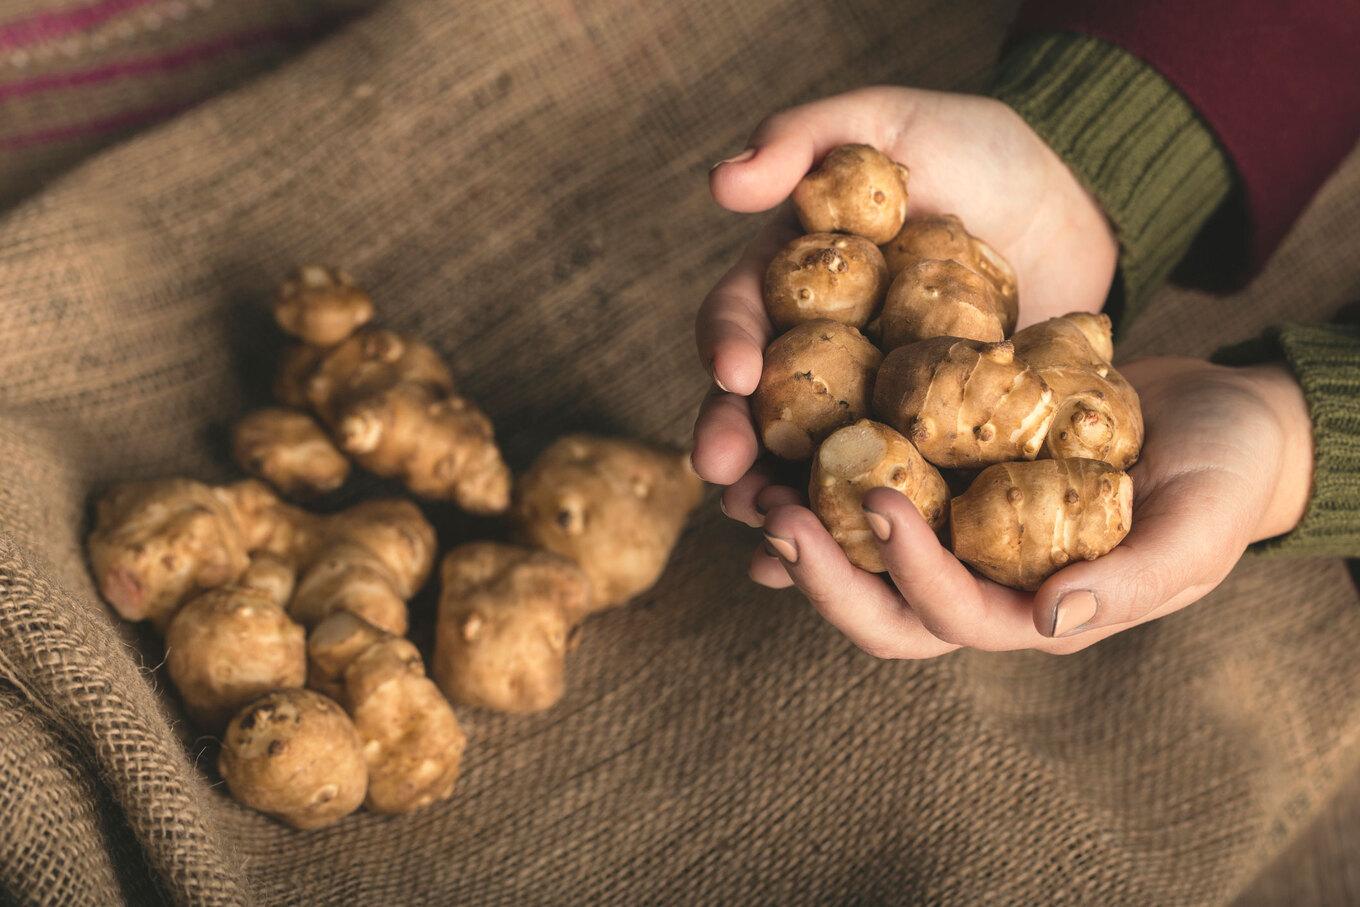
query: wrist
[{"left": 1236, "top": 363, "right": 1314, "bottom": 542}]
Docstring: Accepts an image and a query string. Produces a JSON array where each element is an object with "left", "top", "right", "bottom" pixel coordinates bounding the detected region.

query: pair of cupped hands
[{"left": 691, "top": 87, "right": 1314, "bottom": 657}]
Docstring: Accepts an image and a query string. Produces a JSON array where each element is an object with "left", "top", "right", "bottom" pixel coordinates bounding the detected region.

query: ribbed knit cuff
[
  {"left": 1216, "top": 324, "right": 1360, "bottom": 556},
  {"left": 990, "top": 33, "right": 1233, "bottom": 323}
]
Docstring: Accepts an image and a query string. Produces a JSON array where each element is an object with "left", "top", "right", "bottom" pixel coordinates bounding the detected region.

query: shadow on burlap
[{"left": 1, "top": 1, "right": 1358, "bottom": 904}]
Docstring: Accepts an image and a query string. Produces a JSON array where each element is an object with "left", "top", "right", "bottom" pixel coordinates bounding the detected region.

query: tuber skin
[
  {"left": 274, "top": 265, "right": 375, "bottom": 348},
  {"left": 879, "top": 214, "right": 1018, "bottom": 314},
  {"left": 243, "top": 269, "right": 513, "bottom": 514},
  {"left": 763, "top": 233, "right": 889, "bottom": 331},
  {"left": 1010, "top": 313, "right": 1143, "bottom": 469},
  {"left": 872, "top": 337, "right": 1055, "bottom": 468},
  {"left": 792, "top": 144, "right": 910, "bottom": 244},
  {"left": 164, "top": 582, "right": 306, "bottom": 733},
  {"left": 231, "top": 407, "right": 350, "bottom": 498},
  {"left": 88, "top": 480, "right": 434, "bottom": 634},
  {"left": 218, "top": 689, "right": 368, "bottom": 830},
  {"left": 950, "top": 458, "right": 1133, "bottom": 590},
  {"left": 435, "top": 542, "right": 591, "bottom": 714},
  {"left": 752, "top": 320, "right": 883, "bottom": 460},
  {"left": 287, "top": 498, "right": 436, "bottom": 636},
  {"left": 809, "top": 420, "right": 948, "bottom": 573},
  {"left": 513, "top": 435, "right": 705, "bottom": 610},
  {"left": 878, "top": 258, "right": 1015, "bottom": 349},
  {"left": 307, "top": 613, "right": 467, "bottom": 813}
]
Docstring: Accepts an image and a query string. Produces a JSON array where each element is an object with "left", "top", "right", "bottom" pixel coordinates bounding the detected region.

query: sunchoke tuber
[
  {"left": 950, "top": 458, "right": 1133, "bottom": 590},
  {"left": 231, "top": 408, "right": 350, "bottom": 498},
  {"left": 219, "top": 688, "right": 368, "bottom": 830},
  {"left": 435, "top": 542, "right": 591, "bottom": 714},
  {"left": 514, "top": 435, "right": 704, "bottom": 610},
  {"left": 878, "top": 258, "right": 1015, "bottom": 349},
  {"left": 752, "top": 320, "right": 882, "bottom": 460},
  {"left": 879, "top": 214, "right": 1017, "bottom": 312},
  {"left": 792, "top": 144, "right": 910, "bottom": 244},
  {"left": 273, "top": 265, "right": 375, "bottom": 347},
  {"left": 763, "top": 233, "right": 889, "bottom": 331},
  {"left": 306, "top": 613, "right": 466, "bottom": 813},
  {"left": 809, "top": 420, "right": 947, "bottom": 572}
]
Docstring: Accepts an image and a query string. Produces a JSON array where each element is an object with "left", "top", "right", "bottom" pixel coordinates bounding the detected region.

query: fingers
[
  {"left": 691, "top": 391, "right": 760, "bottom": 486},
  {"left": 761, "top": 503, "right": 957, "bottom": 660},
  {"left": 710, "top": 88, "right": 906, "bottom": 213},
  {"left": 860, "top": 488, "right": 1040, "bottom": 651},
  {"left": 748, "top": 544, "right": 793, "bottom": 588},
  {"left": 721, "top": 469, "right": 773, "bottom": 528},
  {"left": 1033, "top": 471, "right": 1248, "bottom": 638},
  {"left": 695, "top": 218, "right": 792, "bottom": 396}
]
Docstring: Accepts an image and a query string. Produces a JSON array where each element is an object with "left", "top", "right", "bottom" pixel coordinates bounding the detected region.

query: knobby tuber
[
  {"left": 218, "top": 688, "right": 368, "bottom": 830},
  {"left": 878, "top": 258, "right": 1015, "bottom": 349},
  {"left": 879, "top": 214, "right": 1017, "bottom": 314},
  {"left": 763, "top": 233, "right": 889, "bottom": 331},
  {"left": 752, "top": 320, "right": 883, "bottom": 461},
  {"left": 809, "top": 420, "right": 948, "bottom": 572},
  {"left": 237, "top": 266, "right": 512, "bottom": 513},
  {"left": 306, "top": 615, "right": 466, "bottom": 814},
  {"left": 435, "top": 542, "right": 591, "bottom": 714},
  {"left": 514, "top": 435, "right": 704, "bottom": 610},
  {"left": 950, "top": 458, "right": 1133, "bottom": 590},
  {"left": 792, "top": 144, "right": 910, "bottom": 244},
  {"left": 231, "top": 407, "right": 350, "bottom": 498}
]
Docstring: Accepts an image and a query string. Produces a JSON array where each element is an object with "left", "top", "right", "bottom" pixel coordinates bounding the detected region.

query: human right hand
[{"left": 692, "top": 86, "right": 1120, "bottom": 519}]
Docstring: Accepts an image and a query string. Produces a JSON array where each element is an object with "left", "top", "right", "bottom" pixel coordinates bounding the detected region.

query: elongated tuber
[
  {"left": 1010, "top": 313, "right": 1143, "bottom": 469},
  {"left": 763, "top": 233, "right": 889, "bottom": 331},
  {"left": 307, "top": 612, "right": 466, "bottom": 813},
  {"left": 514, "top": 435, "right": 704, "bottom": 610},
  {"left": 879, "top": 214, "right": 1017, "bottom": 312},
  {"left": 873, "top": 337, "right": 1055, "bottom": 468},
  {"left": 752, "top": 320, "right": 883, "bottom": 460},
  {"left": 165, "top": 578, "right": 306, "bottom": 732},
  {"left": 792, "top": 144, "right": 910, "bottom": 244},
  {"left": 878, "top": 258, "right": 1016, "bottom": 349},
  {"left": 231, "top": 407, "right": 350, "bottom": 498},
  {"left": 950, "top": 458, "right": 1132, "bottom": 590},
  {"left": 809, "top": 420, "right": 947, "bottom": 572},
  {"left": 219, "top": 689, "right": 368, "bottom": 830},
  {"left": 435, "top": 542, "right": 591, "bottom": 714}
]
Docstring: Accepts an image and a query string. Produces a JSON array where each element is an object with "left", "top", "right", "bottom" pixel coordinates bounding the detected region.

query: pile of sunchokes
[
  {"left": 753, "top": 143, "right": 1141, "bottom": 589},
  {"left": 86, "top": 269, "right": 703, "bottom": 829}
]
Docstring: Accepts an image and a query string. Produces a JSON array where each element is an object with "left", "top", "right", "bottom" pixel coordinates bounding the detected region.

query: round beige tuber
[
  {"left": 218, "top": 689, "right": 368, "bottom": 830},
  {"left": 763, "top": 233, "right": 889, "bottom": 331},
  {"left": 878, "top": 258, "right": 1015, "bottom": 349},
  {"left": 879, "top": 214, "right": 1017, "bottom": 311},
  {"left": 950, "top": 458, "right": 1133, "bottom": 590},
  {"left": 809, "top": 420, "right": 948, "bottom": 572},
  {"left": 435, "top": 542, "right": 591, "bottom": 714},
  {"left": 792, "top": 144, "right": 910, "bottom": 244},
  {"left": 752, "top": 320, "right": 883, "bottom": 460},
  {"left": 513, "top": 435, "right": 705, "bottom": 610},
  {"left": 165, "top": 584, "right": 306, "bottom": 732},
  {"left": 872, "top": 337, "right": 1055, "bottom": 468},
  {"left": 231, "top": 407, "right": 351, "bottom": 498},
  {"left": 274, "top": 265, "right": 375, "bottom": 348}
]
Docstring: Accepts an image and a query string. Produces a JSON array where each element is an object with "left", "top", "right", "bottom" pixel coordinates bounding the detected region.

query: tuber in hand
[
  {"left": 878, "top": 258, "right": 1015, "bottom": 349},
  {"left": 763, "top": 233, "right": 889, "bottom": 331},
  {"left": 879, "top": 214, "right": 1017, "bottom": 312},
  {"left": 434, "top": 542, "right": 591, "bottom": 714},
  {"left": 514, "top": 435, "right": 704, "bottom": 610},
  {"left": 218, "top": 688, "right": 368, "bottom": 830},
  {"left": 751, "top": 320, "right": 882, "bottom": 460},
  {"left": 792, "top": 144, "right": 910, "bottom": 244},
  {"left": 950, "top": 458, "right": 1133, "bottom": 590},
  {"left": 809, "top": 420, "right": 947, "bottom": 572}
]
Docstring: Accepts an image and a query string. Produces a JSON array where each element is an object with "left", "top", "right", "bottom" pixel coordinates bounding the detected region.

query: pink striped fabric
[{"left": 0, "top": 0, "right": 162, "bottom": 51}]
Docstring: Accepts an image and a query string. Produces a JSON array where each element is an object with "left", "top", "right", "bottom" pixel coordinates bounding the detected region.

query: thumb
[
  {"left": 709, "top": 87, "right": 909, "bottom": 213},
  {"left": 1032, "top": 471, "right": 1253, "bottom": 638}
]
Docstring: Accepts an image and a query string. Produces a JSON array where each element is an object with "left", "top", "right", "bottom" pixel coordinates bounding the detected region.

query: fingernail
[
  {"left": 862, "top": 507, "right": 891, "bottom": 542},
  {"left": 714, "top": 375, "right": 731, "bottom": 393},
  {"left": 710, "top": 148, "right": 756, "bottom": 171},
  {"left": 1051, "top": 590, "right": 1099, "bottom": 638},
  {"left": 764, "top": 533, "right": 798, "bottom": 563}
]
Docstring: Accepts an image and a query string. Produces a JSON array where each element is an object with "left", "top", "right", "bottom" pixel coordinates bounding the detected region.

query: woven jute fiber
[{"left": 1, "top": 0, "right": 1358, "bottom": 904}]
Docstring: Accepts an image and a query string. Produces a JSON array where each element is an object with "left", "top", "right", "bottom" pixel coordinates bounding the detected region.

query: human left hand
[{"left": 742, "top": 358, "right": 1315, "bottom": 657}]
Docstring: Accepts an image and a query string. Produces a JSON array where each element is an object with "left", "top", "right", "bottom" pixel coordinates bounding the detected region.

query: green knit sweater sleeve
[
  {"left": 1214, "top": 323, "right": 1360, "bottom": 556},
  {"left": 989, "top": 33, "right": 1233, "bottom": 321}
]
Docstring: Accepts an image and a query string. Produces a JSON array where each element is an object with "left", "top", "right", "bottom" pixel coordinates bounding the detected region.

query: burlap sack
[{"left": 1, "top": 0, "right": 1357, "bottom": 904}]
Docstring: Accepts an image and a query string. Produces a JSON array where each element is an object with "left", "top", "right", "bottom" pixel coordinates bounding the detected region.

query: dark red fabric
[{"left": 1014, "top": 0, "right": 1360, "bottom": 275}]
